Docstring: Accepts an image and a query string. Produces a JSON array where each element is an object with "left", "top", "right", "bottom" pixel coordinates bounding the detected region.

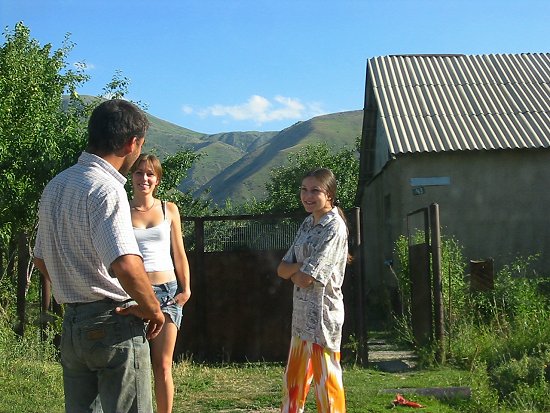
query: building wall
[{"left": 360, "top": 148, "right": 550, "bottom": 325}]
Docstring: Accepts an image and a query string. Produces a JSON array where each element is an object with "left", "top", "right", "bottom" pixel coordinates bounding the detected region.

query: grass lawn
[
  {"left": 1, "top": 355, "right": 475, "bottom": 413},
  {"left": 172, "top": 361, "right": 474, "bottom": 412}
]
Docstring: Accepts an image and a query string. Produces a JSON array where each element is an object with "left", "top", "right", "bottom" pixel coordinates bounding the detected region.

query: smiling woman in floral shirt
[{"left": 278, "top": 168, "right": 349, "bottom": 413}]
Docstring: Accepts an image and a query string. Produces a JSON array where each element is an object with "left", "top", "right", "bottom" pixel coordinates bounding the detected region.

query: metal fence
[{"left": 182, "top": 212, "right": 307, "bottom": 253}]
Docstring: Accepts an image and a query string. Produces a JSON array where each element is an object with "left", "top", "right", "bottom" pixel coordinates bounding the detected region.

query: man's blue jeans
[{"left": 61, "top": 299, "right": 152, "bottom": 413}]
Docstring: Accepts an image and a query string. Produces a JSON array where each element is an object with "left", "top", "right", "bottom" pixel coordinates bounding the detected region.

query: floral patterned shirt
[{"left": 282, "top": 207, "right": 348, "bottom": 351}]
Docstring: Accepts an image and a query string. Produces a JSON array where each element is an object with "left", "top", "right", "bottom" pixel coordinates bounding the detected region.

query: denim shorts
[{"left": 153, "top": 280, "right": 183, "bottom": 329}]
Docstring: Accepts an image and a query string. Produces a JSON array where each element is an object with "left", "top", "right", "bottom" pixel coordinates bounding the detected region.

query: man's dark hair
[{"left": 87, "top": 99, "right": 150, "bottom": 153}]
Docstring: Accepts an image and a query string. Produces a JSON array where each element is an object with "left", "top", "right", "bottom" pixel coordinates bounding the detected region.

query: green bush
[
  {"left": 454, "top": 256, "right": 550, "bottom": 366},
  {"left": 392, "top": 233, "right": 550, "bottom": 412},
  {"left": 491, "top": 349, "right": 550, "bottom": 412},
  {"left": 492, "top": 351, "right": 549, "bottom": 398}
]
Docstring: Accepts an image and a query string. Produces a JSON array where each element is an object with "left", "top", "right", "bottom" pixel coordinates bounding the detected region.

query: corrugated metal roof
[{"left": 368, "top": 53, "right": 550, "bottom": 154}]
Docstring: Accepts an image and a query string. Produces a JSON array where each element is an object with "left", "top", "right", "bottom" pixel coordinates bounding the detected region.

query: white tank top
[{"left": 133, "top": 202, "right": 174, "bottom": 272}]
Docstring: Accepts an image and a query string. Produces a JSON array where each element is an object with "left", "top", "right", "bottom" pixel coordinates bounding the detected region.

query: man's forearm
[
  {"left": 33, "top": 257, "right": 52, "bottom": 284},
  {"left": 111, "top": 255, "right": 160, "bottom": 315}
]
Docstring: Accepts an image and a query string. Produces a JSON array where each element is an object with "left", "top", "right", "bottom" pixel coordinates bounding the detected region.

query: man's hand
[
  {"left": 110, "top": 254, "right": 166, "bottom": 340},
  {"left": 116, "top": 305, "right": 165, "bottom": 340}
]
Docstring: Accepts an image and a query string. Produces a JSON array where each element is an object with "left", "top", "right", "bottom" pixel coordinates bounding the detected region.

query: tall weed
[
  {"left": 392, "top": 233, "right": 467, "bottom": 348},
  {"left": 466, "top": 361, "right": 499, "bottom": 413}
]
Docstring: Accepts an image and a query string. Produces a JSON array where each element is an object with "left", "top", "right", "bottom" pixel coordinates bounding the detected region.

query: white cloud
[
  {"left": 182, "top": 105, "right": 194, "bottom": 115},
  {"left": 182, "top": 95, "right": 326, "bottom": 125}
]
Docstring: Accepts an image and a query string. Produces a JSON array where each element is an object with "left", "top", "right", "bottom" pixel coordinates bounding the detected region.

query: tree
[
  {"left": 0, "top": 22, "right": 89, "bottom": 279},
  {"left": 257, "top": 140, "right": 360, "bottom": 214}
]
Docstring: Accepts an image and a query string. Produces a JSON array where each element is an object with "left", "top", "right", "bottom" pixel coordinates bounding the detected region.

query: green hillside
[
  {"left": 181, "top": 140, "right": 245, "bottom": 189},
  {"left": 203, "top": 131, "right": 277, "bottom": 152},
  {"left": 197, "top": 110, "right": 363, "bottom": 204},
  {"left": 144, "top": 114, "right": 205, "bottom": 156}
]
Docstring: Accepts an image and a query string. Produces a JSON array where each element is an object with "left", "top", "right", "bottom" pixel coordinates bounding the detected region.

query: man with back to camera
[{"left": 33, "top": 99, "right": 165, "bottom": 413}]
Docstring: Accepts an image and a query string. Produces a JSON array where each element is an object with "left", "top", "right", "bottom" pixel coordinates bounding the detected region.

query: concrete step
[{"left": 367, "top": 336, "right": 417, "bottom": 372}]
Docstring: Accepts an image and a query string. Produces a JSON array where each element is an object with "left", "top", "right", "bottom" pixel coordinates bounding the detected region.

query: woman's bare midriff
[{"left": 147, "top": 270, "right": 177, "bottom": 286}]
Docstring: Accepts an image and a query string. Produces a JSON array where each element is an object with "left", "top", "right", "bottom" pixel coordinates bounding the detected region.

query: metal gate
[
  {"left": 406, "top": 203, "right": 444, "bottom": 361},
  {"left": 175, "top": 208, "right": 365, "bottom": 363}
]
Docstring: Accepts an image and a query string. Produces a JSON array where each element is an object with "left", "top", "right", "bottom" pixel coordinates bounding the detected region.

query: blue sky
[{"left": 1, "top": 0, "right": 548, "bottom": 134}]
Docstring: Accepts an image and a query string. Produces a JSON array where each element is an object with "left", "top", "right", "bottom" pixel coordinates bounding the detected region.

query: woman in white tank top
[{"left": 130, "top": 154, "right": 191, "bottom": 413}]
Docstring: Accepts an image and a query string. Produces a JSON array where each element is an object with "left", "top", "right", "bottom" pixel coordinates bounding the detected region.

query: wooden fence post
[
  {"left": 16, "top": 232, "right": 29, "bottom": 336},
  {"left": 430, "top": 203, "right": 445, "bottom": 363}
]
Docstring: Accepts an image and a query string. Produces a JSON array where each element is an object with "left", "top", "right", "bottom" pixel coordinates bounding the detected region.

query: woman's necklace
[{"left": 133, "top": 199, "right": 156, "bottom": 212}]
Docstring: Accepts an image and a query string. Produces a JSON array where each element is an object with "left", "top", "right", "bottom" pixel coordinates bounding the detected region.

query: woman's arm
[
  {"left": 278, "top": 261, "right": 314, "bottom": 287},
  {"left": 290, "top": 271, "right": 314, "bottom": 288},
  {"left": 277, "top": 260, "right": 301, "bottom": 279},
  {"left": 168, "top": 202, "right": 191, "bottom": 306}
]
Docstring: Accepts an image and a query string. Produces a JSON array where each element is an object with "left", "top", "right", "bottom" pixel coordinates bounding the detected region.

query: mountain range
[{"left": 144, "top": 110, "right": 363, "bottom": 204}]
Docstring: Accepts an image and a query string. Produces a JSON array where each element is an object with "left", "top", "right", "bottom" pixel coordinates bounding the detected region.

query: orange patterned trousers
[{"left": 281, "top": 336, "right": 346, "bottom": 413}]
